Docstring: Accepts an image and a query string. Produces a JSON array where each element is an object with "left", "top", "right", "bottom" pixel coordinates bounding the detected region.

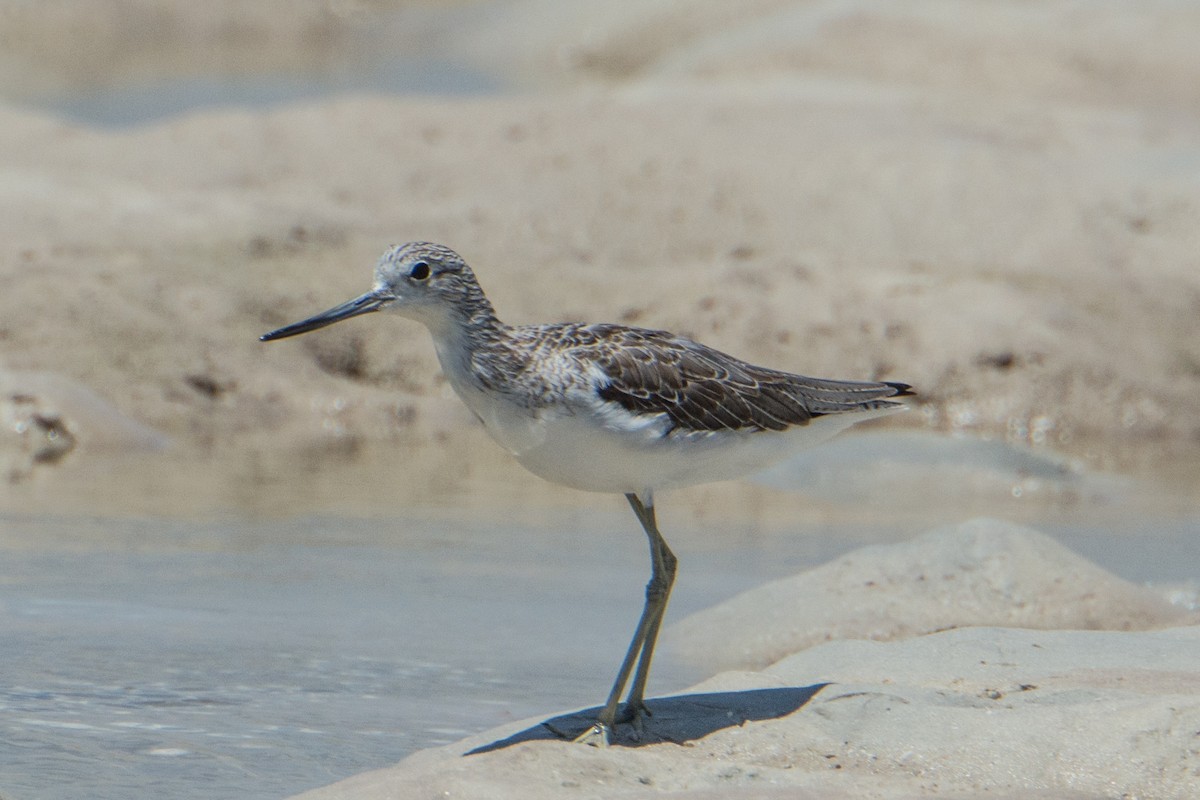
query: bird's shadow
[{"left": 465, "top": 684, "right": 828, "bottom": 755}]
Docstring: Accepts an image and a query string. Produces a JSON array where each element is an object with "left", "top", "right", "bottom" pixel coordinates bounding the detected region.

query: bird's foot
[
  {"left": 616, "top": 699, "right": 652, "bottom": 738},
  {"left": 572, "top": 722, "right": 611, "bottom": 747},
  {"left": 568, "top": 701, "right": 652, "bottom": 747}
]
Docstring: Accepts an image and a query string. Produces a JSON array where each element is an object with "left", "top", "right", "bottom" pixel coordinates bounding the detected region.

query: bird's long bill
[{"left": 260, "top": 291, "right": 388, "bottom": 342}]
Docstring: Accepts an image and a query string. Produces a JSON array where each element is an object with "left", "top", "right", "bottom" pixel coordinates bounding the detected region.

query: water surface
[{"left": 1, "top": 488, "right": 1195, "bottom": 799}]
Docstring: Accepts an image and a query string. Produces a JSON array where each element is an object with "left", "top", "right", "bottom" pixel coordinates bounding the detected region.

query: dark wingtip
[{"left": 885, "top": 381, "right": 916, "bottom": 397}]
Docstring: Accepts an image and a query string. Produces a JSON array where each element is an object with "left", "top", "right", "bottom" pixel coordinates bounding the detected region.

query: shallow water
[
  {"left": 31, "top": 57, "right": 499, "bottom": 129},
  {"left": 5, "top": 6, "right": 502, "bottom": 129},
  {"left": 1, "top": 486, "right": 1196, "bottom": 799},
  {"left": 0, "top": 511, "right": 873, "bottom": 800}
]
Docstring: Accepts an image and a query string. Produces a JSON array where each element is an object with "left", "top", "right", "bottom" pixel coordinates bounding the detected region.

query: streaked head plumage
[{"left": 259, "top": 241, "right": 495, "bottom": 342}]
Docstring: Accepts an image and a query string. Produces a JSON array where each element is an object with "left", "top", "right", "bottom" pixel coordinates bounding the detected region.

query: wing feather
[{"left": 578, "top": 325, "right": 911, "bottom": 434}]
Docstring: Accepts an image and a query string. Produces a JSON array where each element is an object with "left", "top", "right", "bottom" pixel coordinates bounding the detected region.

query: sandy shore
[
  {"left": 0, "top": 1, "right": 1198, "bottom": 798},
  {"left": 2, "top": 0, "right": 1199, "bottom": 519},
  {"left": 289, "top": 519, "right": 1200, "bottom": 800}
]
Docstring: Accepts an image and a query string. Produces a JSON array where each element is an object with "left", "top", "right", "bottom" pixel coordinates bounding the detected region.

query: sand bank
[
  {"left": 1, "top": 1, "right": 1199, "bottom": 517},
  {"left": 290, "top": 519, "right": 1199, "bottom": 799}
]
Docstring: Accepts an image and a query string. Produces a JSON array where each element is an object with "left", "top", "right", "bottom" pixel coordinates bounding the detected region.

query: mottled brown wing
[{"left": 583, "top": 325, "right": 911, "bottom": 434}]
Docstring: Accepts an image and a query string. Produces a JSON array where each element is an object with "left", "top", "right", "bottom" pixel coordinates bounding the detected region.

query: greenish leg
[{"left": 574, "top": 493, "right": 677, "bottom": 746}]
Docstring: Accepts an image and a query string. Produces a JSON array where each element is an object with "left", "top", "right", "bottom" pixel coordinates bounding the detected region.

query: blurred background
[{"left": 1, "top": 1, "right": 1198, "bottom": 798}]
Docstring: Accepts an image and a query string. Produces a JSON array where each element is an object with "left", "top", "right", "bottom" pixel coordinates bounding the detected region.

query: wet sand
[
  {"left": 2, "top": 1, "right": 1199, "bottom": 521},
  {"left": 1, "top": 1, "right": 1198, "bottom": 798}
]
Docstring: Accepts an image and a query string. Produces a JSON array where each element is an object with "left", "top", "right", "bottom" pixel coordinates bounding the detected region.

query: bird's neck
[
  {"left": 423, "top": 284, "right": 502, "bottom": 344},
  {"left": 428, "top": 293, "right": 524, "bottom": 395}
]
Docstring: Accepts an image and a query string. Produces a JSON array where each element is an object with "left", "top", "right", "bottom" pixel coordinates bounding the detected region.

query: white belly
[{"left": 452, "top": 378, "right": 900, "bottom": 496}]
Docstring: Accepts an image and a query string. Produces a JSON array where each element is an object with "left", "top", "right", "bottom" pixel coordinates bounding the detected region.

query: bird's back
[{"left": 491, "top": 322, "right": 909, "bottom": 430}]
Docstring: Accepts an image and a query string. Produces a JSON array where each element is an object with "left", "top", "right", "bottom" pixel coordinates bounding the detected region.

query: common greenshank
[{"left": 261, "top": 242, "right": 912, "bottom": 745}]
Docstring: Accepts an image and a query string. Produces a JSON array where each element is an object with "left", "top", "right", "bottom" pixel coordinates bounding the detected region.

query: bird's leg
[
  {"left": 621, "top": 497, "right": 676, "bottom": 733},
  {"left": 574, "top": 493, "right": 676, "bottom": 746}
]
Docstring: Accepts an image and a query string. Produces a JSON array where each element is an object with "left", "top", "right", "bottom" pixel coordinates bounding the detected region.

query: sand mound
[
  {"left": 3, "top": 2, "right": 1200, "bottom": 516},
  {"left": 290, "top": 519, "right": 1200, "bottom": 800},
  {"left": 669, "top": 517, "right": 1193, "bottom": 672}
]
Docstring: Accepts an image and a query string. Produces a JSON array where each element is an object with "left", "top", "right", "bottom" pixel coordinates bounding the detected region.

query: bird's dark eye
[{"left": 409, "top": 261, "right": 431, "bottom": 281}]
